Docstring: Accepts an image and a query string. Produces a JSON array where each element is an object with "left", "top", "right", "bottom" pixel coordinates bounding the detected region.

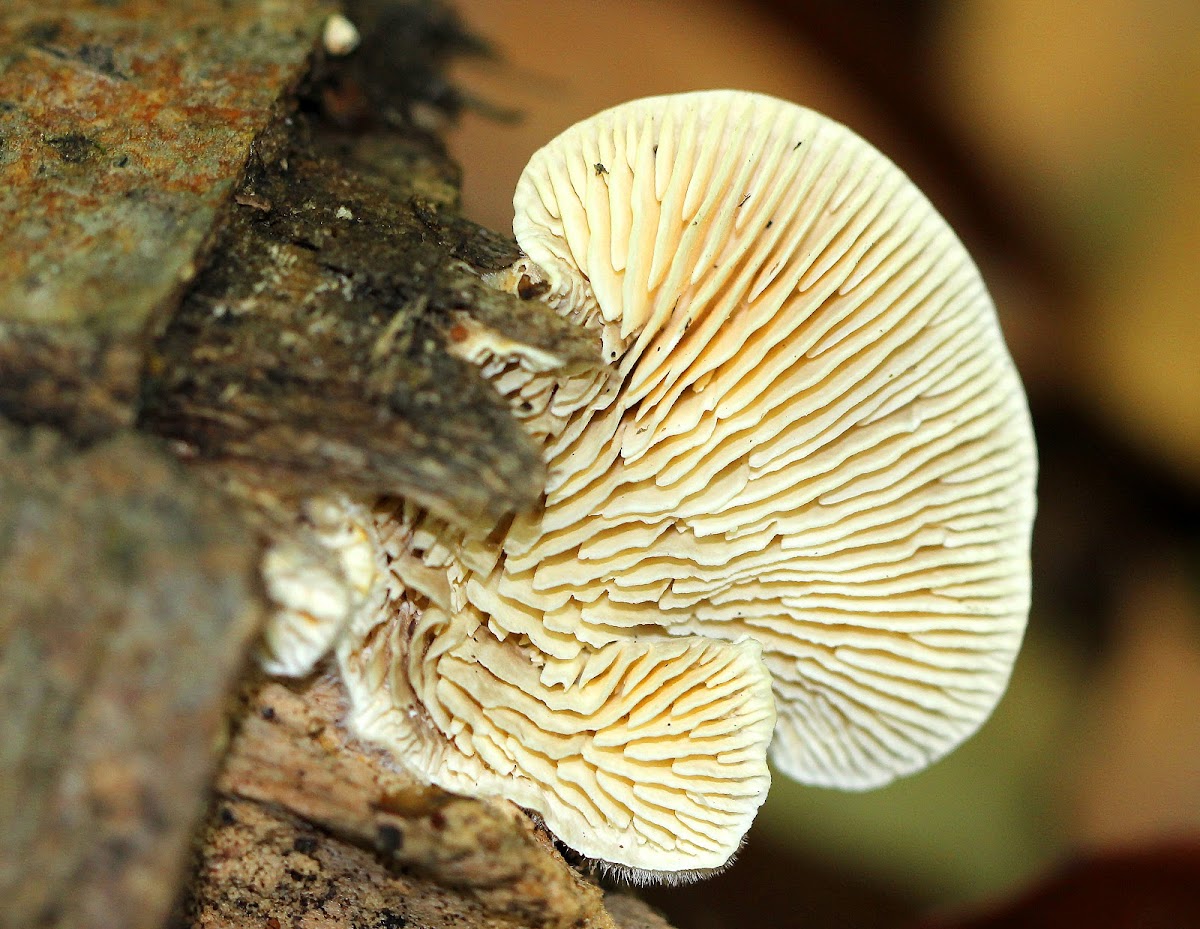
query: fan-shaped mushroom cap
[
  {"left": 509, "top": 90, "right": 1036, "bottom": 788},
  {"left": 332, "top": 90, "right": 1036, "bottom": 877}
]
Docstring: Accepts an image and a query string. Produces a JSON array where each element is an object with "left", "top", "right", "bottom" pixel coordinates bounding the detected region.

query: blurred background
[{"left": 439, "top": 1, "right": 1200, "bottom": 925}]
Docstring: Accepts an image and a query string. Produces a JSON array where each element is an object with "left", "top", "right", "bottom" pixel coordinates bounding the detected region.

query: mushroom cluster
[{"left": 263, "top": 91, "right": 1037, "bottom": 880}]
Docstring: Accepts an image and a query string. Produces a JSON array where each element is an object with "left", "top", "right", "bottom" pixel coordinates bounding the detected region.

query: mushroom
[
  {"left": 274, "top": 90, "right": 1036, "bottom": 879},
  {"left": 260, "top": 496, "right": 382, "bottom": 677}
]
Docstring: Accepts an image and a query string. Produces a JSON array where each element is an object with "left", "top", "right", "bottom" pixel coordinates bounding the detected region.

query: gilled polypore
[{"left": 263, "top": 91, "right": 1037, "bottom": 880}]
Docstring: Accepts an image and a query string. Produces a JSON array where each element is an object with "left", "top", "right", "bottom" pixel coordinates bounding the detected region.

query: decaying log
[
  {"left": 185, "top": 677, "right": 666, "bottom": 929},
  {"left": 1, "top": 1, "right": 675, "bottom": 928},
  {"left": 138, "top": 108, "right": 598, "bottom": 526}
]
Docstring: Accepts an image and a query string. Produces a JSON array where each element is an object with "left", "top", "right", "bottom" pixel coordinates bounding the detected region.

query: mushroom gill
[{"left": 266, "top": 90, "right": 1037, "bottom": 878}]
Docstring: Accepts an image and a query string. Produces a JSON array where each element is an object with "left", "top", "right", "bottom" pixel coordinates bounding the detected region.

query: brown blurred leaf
[{"left": 913, "top": 842, "right": 1200, "bottom": 929}]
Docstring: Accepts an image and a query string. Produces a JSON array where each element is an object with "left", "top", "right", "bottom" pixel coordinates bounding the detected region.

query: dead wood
[
  {"left": 185, "top": 676, "right": 621, "bottom": 929},
  {"left": 0, "top": 423, "right": 262, "bottom": 929},
  {"left": 0, "top": 2, "right": 670, "bottom": 928}
]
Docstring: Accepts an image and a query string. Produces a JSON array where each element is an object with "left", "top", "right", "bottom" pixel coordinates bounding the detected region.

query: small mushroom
[
  {"left": 288, "top": 91, "right": 1036, "bottom": 878},
  {"left": 260, "top": 496, "right": 383, "bottom": 677},
  {"left": 322, "top": 13, "right": 361, "bottom": 57}
]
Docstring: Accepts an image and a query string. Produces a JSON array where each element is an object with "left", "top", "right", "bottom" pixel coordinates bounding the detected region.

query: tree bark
[
  {"left": 0, "top": 423, "right": 263, "bottom": 929},
  {"left": 0, "top": 2, "right": 663, "bottom": 928},
  {"left": 184, "top": 676, "right": 667, "bottom": 929}
]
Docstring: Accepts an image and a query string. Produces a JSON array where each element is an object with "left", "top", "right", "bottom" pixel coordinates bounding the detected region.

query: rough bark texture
[
  {"left": 0, "top": 0, "right": 332, "bottom": 439},
  {"left": 0, "top": 2, "right": 668, "bottom": 928},
  {"left": 138, "top": 108, "right": 597, "bottom": 526},
  {"left": 0, "top": 423, "right": 263, "bottom": 929},
  {"left": 184, "top": 677, "right": 662, "bottom": 929}
]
